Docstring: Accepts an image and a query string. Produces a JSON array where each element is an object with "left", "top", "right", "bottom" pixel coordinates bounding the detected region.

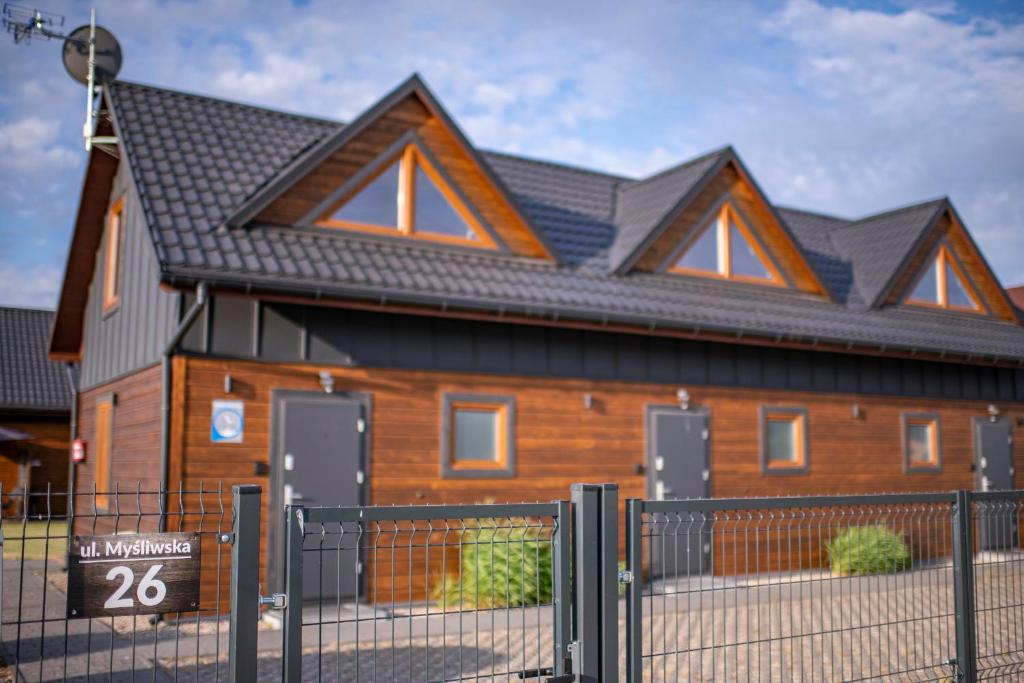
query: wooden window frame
[
  {"left": 316, "top": 144, "right": 496, "bottom": 249},
  {"left": 440, "top": 393, "right": 515, "bottom": 479},
  {"left": 759, "top": 406, "right": 808, "bottom": 475},
  {"left": 902, "top": 412, "right": 942, "bottom": 473},
  {"left": 906, "top": 244, "right": 983, "bottom": 313},
  {"left": 102, "top": 196, "right": 125, "bottom": 314},
  {"left": 670, "top": 202, "right": 783, "bottom": 286},
  {"left": 94, "top": 394, "right": 115, "bottom": 509}
]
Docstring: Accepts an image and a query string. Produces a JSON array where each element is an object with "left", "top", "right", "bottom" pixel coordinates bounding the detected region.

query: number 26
[{"left": 104, "top": 565, "right": 168, "bottom": 609}]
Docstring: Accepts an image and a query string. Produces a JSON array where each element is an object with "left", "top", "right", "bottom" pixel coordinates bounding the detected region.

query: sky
[{"left": 1, "top": 0, "right": 1023, "bottom": 308}]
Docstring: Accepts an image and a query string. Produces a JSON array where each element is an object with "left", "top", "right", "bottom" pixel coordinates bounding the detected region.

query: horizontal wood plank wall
[
  {"left": 176, "top": 356, "right": 1022, "bottom": 598},
  {"left": 253, "top": 93, "right": 549, "bottom": 259},
  {"left": 75, "top": 364, "right": 163, "bottom": 528},
  {"left": 0, "top": 416, "right": 70, "bottom": 513}
]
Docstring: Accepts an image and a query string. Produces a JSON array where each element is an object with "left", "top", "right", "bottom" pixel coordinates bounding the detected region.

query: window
[
  {"left": 102, "top": 196, "right": 125, "bottom": 313},
  {"left": 440, "top": 393, "right": 515, "bottom": 478},
  {"left": 318, "top": 144, "right": 494, "bottom": 247},
  {"left": 672, "top": 202, "right": 778, "bottom": 284},
  {"left": 94, "top": 396, "right": 114, "bottom": 509},
  {"left": 902, "top": 413, "right": 941, "bottom": 472},
  {"left": 906, "top": 245, "right": 980, "bottom": 312},
  {"left": 759, "top": 407, "right": 808, "bottom": 474}
]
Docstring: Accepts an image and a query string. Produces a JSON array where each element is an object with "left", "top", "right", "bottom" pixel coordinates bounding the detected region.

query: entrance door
[
  {"left": 270, "top": 391, "right": 366, "bottom": 600},
  {"left": 647, "top": 407, "right": 710, "bottom": 576},
  {"left": 974, "top": 417, "right": 1017, "bottom": 550}
]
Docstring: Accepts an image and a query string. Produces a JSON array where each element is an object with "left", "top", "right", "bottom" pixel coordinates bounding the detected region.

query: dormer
[
  {"left": 223, "top": 75, "right": 555, "bottom": 261},
  {"left": 611, "top": 149, "right": 828, "bottom": 297},
  {"left": 905, "top": 244, "right": 980, "bottom": 312}
]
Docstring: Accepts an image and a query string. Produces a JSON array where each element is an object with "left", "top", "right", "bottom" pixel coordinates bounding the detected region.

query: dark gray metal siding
[
  {"left": 180, "top": 298, "right": 1024, "bottom": 402},
  {"left": 79, "top": 163, "right": 178, "bottom": 390}
]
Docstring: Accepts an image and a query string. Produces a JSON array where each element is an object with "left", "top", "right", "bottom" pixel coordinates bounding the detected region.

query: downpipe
[{"left": 158, "top": 283, "right": 208, "bottom": 532}]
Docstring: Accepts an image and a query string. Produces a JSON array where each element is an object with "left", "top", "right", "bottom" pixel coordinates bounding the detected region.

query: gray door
[
  {"left": 974, "top": 417, "right": 1017, "bottom": 550},
  {"left": 647, "top": 407, "right": 710, "bottom": 576},
  {"left": 272, "top": 392, "right": 365, "bottom": 600}
]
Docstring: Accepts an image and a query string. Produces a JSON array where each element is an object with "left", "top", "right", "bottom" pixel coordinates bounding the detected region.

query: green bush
[
  {"left": 826, "top": 525, "right": 912, "bottom": 575},
  {"left": 434, "top": 520, "right": 552, "bottom": 609}
]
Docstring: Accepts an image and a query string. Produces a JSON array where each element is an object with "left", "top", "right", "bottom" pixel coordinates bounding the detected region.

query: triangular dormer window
[
  {"left": 670, "top": 203, "right": 779, "bottom": 284},
  {"left": 905, "top": 245, "right": 981, "bottom": 311},
  {"left": 316, "top": 144, "right": 495, "bottom": 248}
]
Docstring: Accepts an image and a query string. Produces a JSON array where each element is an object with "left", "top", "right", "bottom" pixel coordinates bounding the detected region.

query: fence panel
[
  {"left": 972, "top": 491, "right": 1024, "bottom": 679},
  {"left": 0, "top": 482, "right": 235, "bottom": 682},
  {"left": 282, "top": 501, "right": 571, "bottom": 683},
  {"left": 625, "top": 493, "right": 961, "bottom": 683}
]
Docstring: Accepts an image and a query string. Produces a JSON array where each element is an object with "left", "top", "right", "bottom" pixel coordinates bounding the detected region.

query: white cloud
[
  {"left": 0, "top": 117, "right": 77, "bottom": 174},
  {"left": 0, "top": 262, "right": 61, "bottom": 308}
]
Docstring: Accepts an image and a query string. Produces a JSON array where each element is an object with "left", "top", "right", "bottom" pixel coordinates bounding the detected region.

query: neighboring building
[
  {"left": 50, "top": 76, "right": 1024, "bottom": 594},
  {"left": 0, "top": 306, "right": 72, "bottom": 515},
  {"left": 1008, "top": 285, "right": 1024, "bottom": 313}
]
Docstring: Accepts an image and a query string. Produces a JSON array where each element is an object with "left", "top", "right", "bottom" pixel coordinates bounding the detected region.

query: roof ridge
[
  {"left": 776, "top": 205, "right": 850, "bottom": 223},
  {"left": 481, "top": 149, "right": 631, "bottom": 181},
  {"left": 0, "top": 305, "right": 55, "bottom": 314},
  {"left": 110, "top": 79, "right": 344, "bottom": 127},
  {"left": 844, "top": 196, "right": 948, "bottom": 226},
  {"left": 620, "top": 145, "right": 732, "bottom": 191}
]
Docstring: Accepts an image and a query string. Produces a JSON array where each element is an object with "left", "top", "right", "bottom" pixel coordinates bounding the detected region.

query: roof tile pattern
[
  {"left": 0, "top": 307, "right": 71, "bottom": 411},
  {"left": 105, "top": 81, "right": 1024, "bottom": 362}
]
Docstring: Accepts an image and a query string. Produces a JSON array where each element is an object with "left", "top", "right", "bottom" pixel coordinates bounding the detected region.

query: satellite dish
[{"left": 62, "top": 24, "right": 121, "bottom": 85}]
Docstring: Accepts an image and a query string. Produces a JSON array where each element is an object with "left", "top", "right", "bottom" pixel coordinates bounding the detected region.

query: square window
[
  {"left": 760, "top": 407, "right": 807, "bottom": 474},
  {"left": 441, "top": 394, "right": 515, "bottom": 478},
  {"left": 903, "top": 413, "right": 941, "bottom": 472}
]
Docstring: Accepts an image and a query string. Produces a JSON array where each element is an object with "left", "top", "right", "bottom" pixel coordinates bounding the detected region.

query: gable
[
  {"left": 243, "top": 77, "right": 553, "bottom": 260},
  {"left": 886, "top": 208, "right": 1018, "bottom": 321},
  {"left": 669, "top": 200, "right": 781, "bottom": 284},
  {"left": 627, "top": 159, "right": 826, "bottom": 295}
]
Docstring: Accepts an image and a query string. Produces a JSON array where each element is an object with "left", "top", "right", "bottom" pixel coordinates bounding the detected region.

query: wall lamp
[
  {"left": 318, "top": 370, "right": 335, "bottom": 394},
  {"left": 676, "top": 387, "right": 690, "bottom": 411},
  {"left": 987, "top": 404, "right": 1000, "bottom": 423}
]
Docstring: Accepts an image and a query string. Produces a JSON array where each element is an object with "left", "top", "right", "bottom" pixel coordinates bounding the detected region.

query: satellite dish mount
[{"left": 3, "top": 4, "right": 122, "bottom": 155}]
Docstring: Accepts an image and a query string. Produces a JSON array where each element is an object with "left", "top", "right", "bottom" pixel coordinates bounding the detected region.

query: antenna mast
[{"left": 3, "top": 3, "right": 122, "bottom": 155}]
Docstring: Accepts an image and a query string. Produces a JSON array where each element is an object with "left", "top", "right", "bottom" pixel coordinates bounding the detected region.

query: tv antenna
[{"left": 3, "top": 4, "right": 122, "bottom": 155}]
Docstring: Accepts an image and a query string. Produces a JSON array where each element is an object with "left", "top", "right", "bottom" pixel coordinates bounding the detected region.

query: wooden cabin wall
[{"left": 0, "top": 415, "right": 69, "bottom": 515}]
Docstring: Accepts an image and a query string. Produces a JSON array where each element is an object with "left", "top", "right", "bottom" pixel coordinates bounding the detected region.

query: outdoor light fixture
[
  {"left": 851, "top": 403, "right": 862, "bottom": 419},
  {"left": 676, "top": 387, "right": 690, "bottom": 410},
  {"left": 223, "top": 374, "right": 233, "bottom": 394},
  {"left": 583, "top": 393, "right": 594, "bottom": 410},
  {"left": 318, "top": 370, "right": 335, "bottom": 394},
  {"left": 987, "top": 404, "right": 1000, "bottom": 422}
]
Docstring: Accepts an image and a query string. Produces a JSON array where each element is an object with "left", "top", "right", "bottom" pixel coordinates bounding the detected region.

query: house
[
  {"left": 1008, "top": 285, "right": 1024, "bottom": 312},
  {"left": 0, "top": 306, "right": 72, "bottom": 515},
  {"left": 49, "top": 75, "right": 1023, "bottom": 594}
]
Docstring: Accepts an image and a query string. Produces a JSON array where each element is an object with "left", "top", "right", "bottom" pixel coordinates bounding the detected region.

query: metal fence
[
  {"left": 277, "top": 499, "right": 572, "bottom": 683},
  {"left": 2, "top": 483, "right": 1022, "bottom": 682},
  {"left": 0, "top": 483, "right": 234, "bottom": 682},
  {"left": 624, "top": 489, "right": 1024, "bottom": 682}
]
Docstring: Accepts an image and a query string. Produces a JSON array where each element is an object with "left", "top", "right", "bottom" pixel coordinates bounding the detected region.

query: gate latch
[
  {"left": 259, "top": 593, "right": 287, "bottom": 610},
  {"left": 618, "top": 569, "right": 633, "bottom": 584}
]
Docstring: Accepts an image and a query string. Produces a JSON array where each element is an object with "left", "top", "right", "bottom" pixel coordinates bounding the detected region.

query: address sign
[{"left": 67, "top": 532, "right": 201, "bottom": 618}]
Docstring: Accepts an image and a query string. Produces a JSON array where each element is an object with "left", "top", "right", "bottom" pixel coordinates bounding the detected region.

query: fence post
[
  {"left": 282, "top": 506, "right": 305, "bottom": 683},
  {"left": 952, "top": 489, "right": 977, "bottom": 682},
  {"left": 571, "top": 483, "right": 618, "bottom": 683},
  {"left": 552, "top": 498, "right": 573, "bottom": 677},
  {"left": 228, "top": 485, "right": 261, "bottom": 683},
  {"left": 624, "top": 499, "right": 642, "bottom": 683}
]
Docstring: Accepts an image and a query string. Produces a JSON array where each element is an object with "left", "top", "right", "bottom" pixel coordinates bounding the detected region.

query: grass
[
  {"left": 826, "top": 525, "right": 912, "bottom": 575},
  {"left": 2, "top": 521, "right": 68, "bottom": 561}
]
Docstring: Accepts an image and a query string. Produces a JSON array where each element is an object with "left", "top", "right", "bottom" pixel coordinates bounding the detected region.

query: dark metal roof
[
  {"left": 0, "top": 307, "right": 72, "bottom": 412},
  {"left": 104, "top": 80, "right": 1024, "bottom": 364}
]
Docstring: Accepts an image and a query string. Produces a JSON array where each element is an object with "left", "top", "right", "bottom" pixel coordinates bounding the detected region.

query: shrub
[
  {"left": 826, "top": 525, "right": 912, "bottom": 575},
  {"left": 434, "top": 520, "right": 552, "bottom": 609}
]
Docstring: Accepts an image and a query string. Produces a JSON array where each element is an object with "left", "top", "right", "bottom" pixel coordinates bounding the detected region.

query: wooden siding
[
  {"left": 78, "top": 163, "right": 179, "bottom": 390},
  {"left": 76, "top": 364, "right": 163, "bottom": 501},
  {"left": 169, "top": 355, "right": 1023, "bottom": 599},
  {"left": 0, "top": 415, "right": 69, "bottom": 514},
  {"left": 254, "top": 92, "right": 551, "bottom": 259},
  {"left": 632, "top": 161, "right": 825, "bottom": 295}
]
